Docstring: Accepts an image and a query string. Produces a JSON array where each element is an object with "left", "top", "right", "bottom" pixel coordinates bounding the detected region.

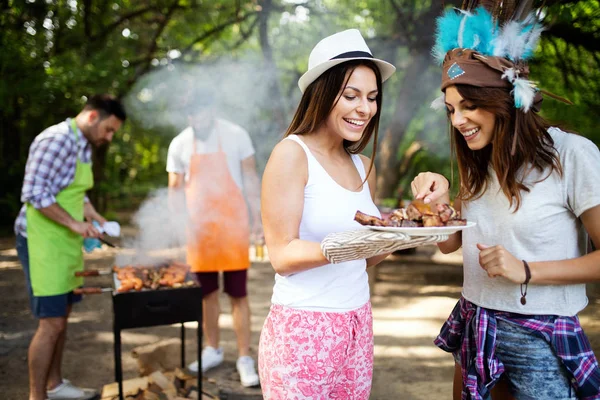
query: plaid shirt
[
  {"left": 14, "top": 118, "right": 92, "bottom": 237},
  {"left": 435, "top": 297, "right": 600, "bottom": 400}
]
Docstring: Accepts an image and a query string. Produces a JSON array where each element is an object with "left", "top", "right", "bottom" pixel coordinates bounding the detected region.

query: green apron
[{"left": 26, "top": 119, "right": 94, "bottom": 296}]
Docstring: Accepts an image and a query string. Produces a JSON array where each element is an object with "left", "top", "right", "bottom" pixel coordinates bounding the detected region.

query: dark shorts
[
  {"left": 193, "top": 269, "right": 247, "bottom": 298},
  {"left": 16, "top": 234, "right": 82, "bottom": 318}
]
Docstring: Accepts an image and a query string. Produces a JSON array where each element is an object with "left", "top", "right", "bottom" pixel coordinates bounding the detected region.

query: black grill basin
[{"left": 111, "top": 272, "right": 202, "bottom": 399}]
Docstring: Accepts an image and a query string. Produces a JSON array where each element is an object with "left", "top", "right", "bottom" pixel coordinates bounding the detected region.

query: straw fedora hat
[{"left": 298, "top": 29, "right": 396, "bottom": 93}]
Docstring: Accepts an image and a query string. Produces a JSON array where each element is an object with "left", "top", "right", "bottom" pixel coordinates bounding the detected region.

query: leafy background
[{"left": 1, "top": 0, "right": 598, "bottom": 232}]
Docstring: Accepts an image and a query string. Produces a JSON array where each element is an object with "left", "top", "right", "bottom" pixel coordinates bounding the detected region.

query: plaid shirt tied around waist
[{"left": 435, "top": 297, "right": 600, "bottom": 400}]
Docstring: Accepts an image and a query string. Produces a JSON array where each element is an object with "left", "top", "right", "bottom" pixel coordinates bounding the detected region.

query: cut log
[
  {"left": 131, "top": 338, "right": 181, "bottom": 376},
  {"left": 148, "top": 370, "right": 178, "bottom": 397},
  {"left": 101, "top": 377, "right": 149, "bottom": 399}
]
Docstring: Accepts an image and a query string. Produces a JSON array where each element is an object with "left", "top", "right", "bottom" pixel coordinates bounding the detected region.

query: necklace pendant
[{"left": 520, "top": 296, "right": 527, "bottom": 305}]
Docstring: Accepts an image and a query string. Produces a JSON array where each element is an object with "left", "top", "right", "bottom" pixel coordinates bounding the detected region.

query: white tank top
[{"left": 270, "top": 135, "right": 381, "bottom": 311}]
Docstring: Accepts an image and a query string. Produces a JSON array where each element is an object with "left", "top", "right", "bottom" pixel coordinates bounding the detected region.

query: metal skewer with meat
[{"left": 74, "top": 262, "right": 195, "bottom": 293}]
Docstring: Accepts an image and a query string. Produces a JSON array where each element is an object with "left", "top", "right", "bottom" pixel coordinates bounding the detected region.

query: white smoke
[
  {"left": 115, "top": 188, "right": 188, "bottom": 266},
  {"left": 116, "top": 56, "right": 287, "bottom": 267},
  {"left": 123, "top": 55, "right": 290, "bottom": 168}
]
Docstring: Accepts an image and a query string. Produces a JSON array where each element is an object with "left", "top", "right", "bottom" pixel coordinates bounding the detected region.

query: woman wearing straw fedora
[
  {"left": 412, "top": 7, "right": 600, "bottom": 400},
  {"left": 259, "top": 29, "right": 395, "bottom": 398}
]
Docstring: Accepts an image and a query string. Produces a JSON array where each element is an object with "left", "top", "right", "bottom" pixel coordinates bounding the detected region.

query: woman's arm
[
  {"left": 478, "top": 205, "right": 600, "bottom": 284},
  {"left": 437, "top": 198, "right": 463, "bottom": 254},
  {"left": 261, "top": 140, "right": 329, "bottom": 276},
  {"left": 411, "top": 172, "right": 462, "bottom": 254},
  {"left": 528, "top": 205, "right": 600, "bottom": 284}
]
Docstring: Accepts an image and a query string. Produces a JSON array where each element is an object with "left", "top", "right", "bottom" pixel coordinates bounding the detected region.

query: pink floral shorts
[{"left": 258, "top": 302, "right": 373, "bottom": 399}]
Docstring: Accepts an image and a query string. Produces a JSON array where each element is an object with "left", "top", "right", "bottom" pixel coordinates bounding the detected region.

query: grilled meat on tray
[
  {"left": 354, "top": 210, "right": 388, "bottom": 226},
  {"left": 354, "top": 200, "right": 466, "bottom": 228}
]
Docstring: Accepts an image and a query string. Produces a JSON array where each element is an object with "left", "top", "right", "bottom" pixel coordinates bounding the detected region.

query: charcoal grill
[{"left": 76, "top": 267, "right": 203, "bottom": 400}]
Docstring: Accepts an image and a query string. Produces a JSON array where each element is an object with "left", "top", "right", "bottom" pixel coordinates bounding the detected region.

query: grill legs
[
  {"left": 113, "top": 326, "right": 123, "bottom": 400},
  {"left": 180, "top": 323, "right": 185, "bottom": 368},
  {"left": 113, "top": 322, "right": 202, "bottom": 400}
]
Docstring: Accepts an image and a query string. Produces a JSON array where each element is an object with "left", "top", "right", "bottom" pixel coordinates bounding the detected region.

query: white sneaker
[
  {"left": 188, "top": 346, "right": 224, "bottom": 373},
  {"left": 46, "top": 379, "right": 97, "bottom": 400},
  {"left": 236, "top": 356, "right": 259, "bottom": 388}
]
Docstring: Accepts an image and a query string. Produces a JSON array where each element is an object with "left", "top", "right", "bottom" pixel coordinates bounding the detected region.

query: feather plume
[
  {"left": 431, "top": 4, "right": 550, "bottom": 114},
  {"left": 430, "top": 94, "right": 446, "bottom": 111},
  {"left": 501, "top": 68, "right": 517, "bottom": 83},
  {"left": 492, "top": 16, "right": 543, "bottom": 61},
  {"left": 433, "top": 8, "right": 468, "bottom": 64},
  {"left": 512, "top": 77, "right": 536, "bottom": 112},
  {"left": 512, "top": 0, "right": 535, "bottom": 22},
  {"left": 434, "top": 6, "right": 542, "bottom": 62},
  {"left": 460, "top": 7, "right": 497, "bottom": 54},
  {"left": 518, "top": 15, "right": 544, "bottom": 60}
]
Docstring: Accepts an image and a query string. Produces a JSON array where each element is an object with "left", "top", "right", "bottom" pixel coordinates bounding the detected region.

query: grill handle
[
  {"left": 73, "top": 287, "right": 112, "bottom": 295},
  {"left": 145, "top": 301, "right": 171, "bottom": 313}
]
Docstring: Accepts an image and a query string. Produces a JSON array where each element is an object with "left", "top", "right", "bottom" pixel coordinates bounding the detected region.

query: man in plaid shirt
[{"left": 15, "top": 94, "right": 126, "bottom": 400}]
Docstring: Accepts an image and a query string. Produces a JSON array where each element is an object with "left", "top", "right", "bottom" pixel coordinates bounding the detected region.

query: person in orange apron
[
  {"left": 166, "top": 99, "right": 261, "bottom": 388},
  {"left": 14, "top": 95, "right": 126, "bottom": 400}
]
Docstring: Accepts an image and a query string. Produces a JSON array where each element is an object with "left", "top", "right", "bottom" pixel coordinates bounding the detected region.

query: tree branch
[
  {"left": 545, "top": 22, "right": 600, "bottom": 53},
  {"left": 180, "top": 10, "right": 258, "bottom": 56},
  {"left": 51, "top": 4, "right": 164, "bottom": 56},
  {"left": 389, "top": 0, "right": 412, "bottom": 44},
  {"left": 548, "top": 37, "right": 572, "bottom": 90},
  {"left": 126, "top": 0, "right": 180, "bottom": 89},
  {"left": 91, "top": 5, "right": 162, "bottom": 43},
  {"left": 223, "top": 14, "right": 260, "bottom": 51},
  {"left": 389, "top": 0, "right": 402, "bottom": 16}
]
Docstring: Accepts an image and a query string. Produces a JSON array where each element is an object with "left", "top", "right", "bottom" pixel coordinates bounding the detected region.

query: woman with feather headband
[{"left": 411, "top": 6, "right": 600, "bottom": 400}]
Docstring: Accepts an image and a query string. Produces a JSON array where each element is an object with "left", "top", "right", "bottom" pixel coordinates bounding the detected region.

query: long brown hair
[
  {"left": 285, "top": 60, "right": 384, "bottom": 181},
  {"left": 450, "top": 84, "right": 562, "bottom": 211}
]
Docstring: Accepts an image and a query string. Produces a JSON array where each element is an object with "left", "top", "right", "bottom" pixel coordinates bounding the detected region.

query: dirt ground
[{"left": 2, "top": 234, "right": 600, "bottom": 400}]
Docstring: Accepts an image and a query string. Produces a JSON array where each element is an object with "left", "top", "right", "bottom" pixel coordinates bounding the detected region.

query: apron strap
[
  {"left": 70, "top": 118, "right": 79, "bottom": 144},
  {"left": 70, "top": 118, "right": 82, "bottom": 162}
]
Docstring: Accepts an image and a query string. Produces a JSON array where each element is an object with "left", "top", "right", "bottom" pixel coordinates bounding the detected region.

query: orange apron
[{"left": 185, "top": 132, "right": 250, "bottom": 273}]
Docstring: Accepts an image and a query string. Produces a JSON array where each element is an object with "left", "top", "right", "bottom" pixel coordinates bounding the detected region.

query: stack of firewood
[
  {"left": 101, "top": 339, "right": 217, "bottom": 400},
  {"left": 100, "top": 369, "right": 217, "bottom": 400},
  {"left": 101, "top": 368, "right": 218, "bottom": 400}
]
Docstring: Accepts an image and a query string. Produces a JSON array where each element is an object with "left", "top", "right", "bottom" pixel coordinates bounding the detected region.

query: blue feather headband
[
  {"left": 433, "top": 7, "right": 543, "bottom": 64},
  {"left": 431, "top": 6, "right": 544, "bottom": 113}
]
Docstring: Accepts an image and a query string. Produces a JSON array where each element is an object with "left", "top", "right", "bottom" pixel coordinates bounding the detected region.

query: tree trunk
[
  {"left": 375, "top": 51, "right": 439, "bottom": 200},
  {"left": 0, "top": 98, "right": 25, "bottom": 228},
  {"left": 258, "top": 0, "right": 287, "bottom": 134},
  {"left": 91, "top": 145, "right": 108, "bottom": 212}
]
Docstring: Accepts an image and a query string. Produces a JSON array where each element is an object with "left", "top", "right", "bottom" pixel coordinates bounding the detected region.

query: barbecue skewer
[{"left": 73, "top": 287, "right": 113, "bottom": 295}]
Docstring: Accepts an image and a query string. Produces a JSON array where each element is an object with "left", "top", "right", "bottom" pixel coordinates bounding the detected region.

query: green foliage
[{"left": 531, "top": 1, "right": 600, "bottom": 143}]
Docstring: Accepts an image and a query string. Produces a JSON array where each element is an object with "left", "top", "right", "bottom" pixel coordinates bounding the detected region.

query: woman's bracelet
[{"left": 520, "top": 260, "right": 531, "bottom": 305}]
